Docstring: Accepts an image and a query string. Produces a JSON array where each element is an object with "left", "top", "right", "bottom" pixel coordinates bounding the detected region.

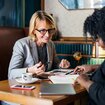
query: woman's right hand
[
  {"left": 27, "top": 62, "right": 45, "bottom": 75},
  {"left": 74, "top": 65, "right": 94, "bottom": 74}
]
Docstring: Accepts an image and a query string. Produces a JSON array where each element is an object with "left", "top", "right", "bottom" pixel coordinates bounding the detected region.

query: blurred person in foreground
[{"left": 74, "top": 7, "right": 105, "bottom": 105}]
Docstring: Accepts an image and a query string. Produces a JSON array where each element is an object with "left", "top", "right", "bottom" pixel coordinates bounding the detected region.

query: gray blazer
[{"left": 8, "top": 37, "right": 60, "bottom": 79}]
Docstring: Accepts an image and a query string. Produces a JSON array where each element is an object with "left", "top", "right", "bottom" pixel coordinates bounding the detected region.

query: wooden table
[{"left": 0, "top": 79, "right": 88, "bottom": 105}]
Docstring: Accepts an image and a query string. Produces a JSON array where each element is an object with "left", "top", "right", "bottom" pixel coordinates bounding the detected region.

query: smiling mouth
[{"left": 43, "top": 37, "right": 49, "bottom": 40}]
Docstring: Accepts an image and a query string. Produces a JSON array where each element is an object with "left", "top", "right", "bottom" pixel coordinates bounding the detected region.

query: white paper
[{"left": 49, "top": 75, "right": 79, "bottom": 84}]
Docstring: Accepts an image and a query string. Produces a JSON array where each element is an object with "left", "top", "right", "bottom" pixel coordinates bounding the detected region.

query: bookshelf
[{"left": 54, "top": 37, "right": 104, "bottom": 68}]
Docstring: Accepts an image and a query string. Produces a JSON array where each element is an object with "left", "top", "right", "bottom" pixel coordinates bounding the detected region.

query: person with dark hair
[{"left": 74, "top": 7, "right": 105, "bottom": 105}]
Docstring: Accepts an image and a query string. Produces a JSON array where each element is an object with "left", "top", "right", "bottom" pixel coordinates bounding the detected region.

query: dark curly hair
[{"left": 83, "top": 6, "right": 105, "bottom": 43}]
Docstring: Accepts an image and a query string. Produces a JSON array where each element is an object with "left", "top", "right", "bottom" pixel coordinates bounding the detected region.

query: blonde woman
[{"left": 8, "top": 10, "right": 70, "bottom": 79}]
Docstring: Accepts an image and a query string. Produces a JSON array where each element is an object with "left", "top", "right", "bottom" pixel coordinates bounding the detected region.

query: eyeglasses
[{"left": 35, "top": 28, "right": 56, "bottom": 35}]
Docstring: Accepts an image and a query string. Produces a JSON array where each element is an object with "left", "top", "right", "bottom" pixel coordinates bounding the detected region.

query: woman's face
[
  {"left": 34, "top": 20, "right": 55, "bottom": 45},
  {"left": 96, "top": 37, "right": 105, "bottom": 50}
]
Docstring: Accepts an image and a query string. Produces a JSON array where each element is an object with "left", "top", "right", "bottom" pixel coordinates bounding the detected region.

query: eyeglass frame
[{"left": 35, "top": 28, "right": 56, "bottom": 35}]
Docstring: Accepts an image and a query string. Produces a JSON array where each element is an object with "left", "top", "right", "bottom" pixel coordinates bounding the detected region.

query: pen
[
  {"left": 65, "top": 70, "right": 74, "bottom": 75},
  {"left": 37, "top": 61, "right": 51, "bottom": 68}
]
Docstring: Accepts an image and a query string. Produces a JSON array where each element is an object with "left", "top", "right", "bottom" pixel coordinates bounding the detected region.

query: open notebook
[
  {"left": 50, "top": 69, "right": 74, "bottom": 75},
  {"left": 40, "top": 83, "right": 76, "bottom": 95},
  {"left": 48, "top": 75, "right": 79, "bottom": 84}
]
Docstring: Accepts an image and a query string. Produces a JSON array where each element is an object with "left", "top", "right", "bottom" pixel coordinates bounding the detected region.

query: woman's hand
[
  {"left": 27, "top": 62, "right": 45, "bottom": 75},
  {"left": 59, "top": 59, "right": 70, "bottom": 68},
  {"left": 75, "top": 74, "right": 93, "bottom": 91}
]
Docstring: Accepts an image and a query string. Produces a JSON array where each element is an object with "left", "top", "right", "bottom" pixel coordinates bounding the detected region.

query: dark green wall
[
  {"left": 0, "top": 0, "right": 41, "bottom": 27},
  {"left": 25, "top": 0, "right": 41, "bottom": 27}
]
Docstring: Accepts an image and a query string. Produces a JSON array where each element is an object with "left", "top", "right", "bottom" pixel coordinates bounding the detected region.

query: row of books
[{"left": 54, "top": 43, "right": 93, "bottom": 55}]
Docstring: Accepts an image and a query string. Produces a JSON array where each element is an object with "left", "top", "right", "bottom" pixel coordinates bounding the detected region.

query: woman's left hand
[{"left": 59, "top": 59, "right": 70, "bottom": 68}]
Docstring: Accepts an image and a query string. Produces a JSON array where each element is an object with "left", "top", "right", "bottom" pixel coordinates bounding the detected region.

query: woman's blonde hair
[{"left": 29, "top": 10, "right": 57, "bottom": 41}]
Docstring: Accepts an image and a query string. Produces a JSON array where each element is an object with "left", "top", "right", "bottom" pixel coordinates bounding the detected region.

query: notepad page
[{"left": 49, "top": 75, "right": 79, "bottom": 84}]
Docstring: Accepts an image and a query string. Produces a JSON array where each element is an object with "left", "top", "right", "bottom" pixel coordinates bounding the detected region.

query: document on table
[
  {"left": 50, "top": 69, "right": 74, "bottom": 75},
  {"left": 48, "top": 74, "right": 79, "bottom": 84}
]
